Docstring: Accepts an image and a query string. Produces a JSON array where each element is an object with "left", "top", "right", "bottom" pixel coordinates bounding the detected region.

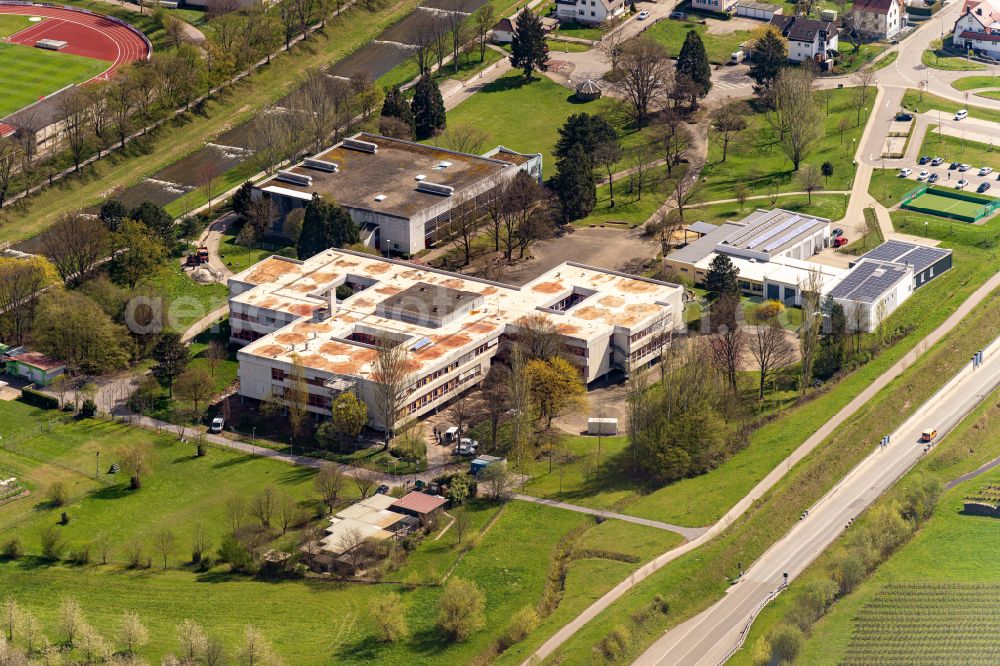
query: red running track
[{"left": 0, "top": 5, "right": 149, "bottom": 82}]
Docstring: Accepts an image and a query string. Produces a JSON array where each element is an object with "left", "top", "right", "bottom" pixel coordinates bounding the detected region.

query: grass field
[
  {"left": 919, "top": 130, "right": 1000, "bottom": 174},
  {"left": 902, "top": 89, "right": 1000, "bottom": 125},
  {"left": 646, "top": 19, "right": 750, "bottom": 64},
  {"left": 904, "top": 189, "right": 992, "bottom": 220},
  {"left": 951, "top": 74, "right": 1000, "bottom": 91},
  {"left": 0, "top": 14, "right": 33, "bottom": 36},
  {"left": 0, "top": 42, "right": 110, "bottom": 118},
  {"left": 921, "top": 48, "right": 986, "bottom": 71},
  {"left": 686, "top": 194, "right": 850, "bottom": 229}
]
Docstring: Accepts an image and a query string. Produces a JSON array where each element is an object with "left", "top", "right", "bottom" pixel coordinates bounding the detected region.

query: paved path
[
  {"left": 945, "top": 452, "right": 1000, "bottom": 490},
  {"left": 513, "top": 494, "right": 708, "bottom": 540},
  {"left": 524, "top": 262, "right": 1000, "bottom": 665}
]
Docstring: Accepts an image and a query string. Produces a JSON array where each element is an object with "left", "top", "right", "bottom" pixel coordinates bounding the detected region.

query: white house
[
  {"left": 952, "top": 0, "right": 1000, "bottom": 59},
  {"left": 692, "top": 0, "right": 740, "bottom": 13},
  {"left": 492, "top": 17, "right": 516, "bottom": 42},
  {"left": 828, "top": 260, "right": 913, "bottom": 333},
  {"left": 555, "top": 0, "right": 626, "bottom": 24},
  {"left": 769, "top": 15, "right": 839, "bottom": 63},
  {"left": 849, "top": 0, "right": 904, "bottom": 39}
]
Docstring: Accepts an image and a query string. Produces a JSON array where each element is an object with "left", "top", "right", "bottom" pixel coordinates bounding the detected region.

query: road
[{"left": 635, "top": 327, "right": 1000, "bottom": 665}]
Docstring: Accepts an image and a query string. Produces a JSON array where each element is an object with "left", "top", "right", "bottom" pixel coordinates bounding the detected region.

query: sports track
[{"left": 0, "top": 4, "right": 149, "bottom": 82}]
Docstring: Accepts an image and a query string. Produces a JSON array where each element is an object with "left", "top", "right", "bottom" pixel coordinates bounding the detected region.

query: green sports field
[
  {"left": 0, "top": 14, "right": 34, "bottom": 37},
  {"left": 0, "top": 41, "right": 109, "bottom": 119}
]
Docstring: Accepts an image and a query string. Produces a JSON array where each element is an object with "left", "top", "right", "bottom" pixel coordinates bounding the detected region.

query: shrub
[
  {"left": 81, "top": 399, "right": 98, "bottom": 418},
  {"left": 651, "top": 594, "right": 670, "bottom": 615},
  {"left": 46, "top": 482, "right": 67, "bottom": 507},
  {"left": 39, "top": 526, "right": 66, "bottom": 561},
  {"left": 436, "top": 578, "right": 485, "bottom": 641},
  {"left": 831, "top": 550, "right": 868, "bottom": 595},
  {"left": 500, "top": 606, "right": 539, "bottom": 649},
  {"left": 217, "top": 535, "right": 252, "bottom": 573},
  {"left": 69, "top": 545, "right": 91, "bottom": 565},
  {"left": 768, "top": 624, "right": 804, "bottom": 664},
  {"left": 20, "top": 387, "right": 59, "bottom": 410},
  {"left": 1, "top": 537, "right": 23, "bottom": 560},
  {"left": 369, "top": 592, "right": 409, "bottom": 642},
  {"left": 597, "top": 624, "right": 631, "bottom": 662},
  {"left": 123, "top": 542, "right": 147, "bottom": 569},
  {"left": 788, "top": 578, "right": 838, "bottom": 631}
]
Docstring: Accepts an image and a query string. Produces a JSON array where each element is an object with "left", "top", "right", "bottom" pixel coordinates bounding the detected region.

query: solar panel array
[
  {"left": 764, "top": 219, "right": 821, "bottom": 253},
  {"left": 859, "top": 241, "right": 951, "bottom": 274},
  {"left": 829, "top": 261, "right": 907, "bottom": 304}
]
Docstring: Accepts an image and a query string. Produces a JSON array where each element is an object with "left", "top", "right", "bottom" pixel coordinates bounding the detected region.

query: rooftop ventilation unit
[
  {"left": 435, "top": 161, "right": 453, "bottom": 169},
  {"left": 417, "top": 181, "right": 454, "bottom": 196},
  {"left": 343, "top": 138, "right": 378, "bottom": 153},
  {"left": 415, "top": 174, "right": 426, "bottom": 181},
  {"left": 275, "top": 171, "right": 312, "bottom": 187},
  {"left": 374, "top": 194, "right": 387, "bottom": 202},
  {"left": 303, "top": 158, "right": 339, "bottom": 172}
]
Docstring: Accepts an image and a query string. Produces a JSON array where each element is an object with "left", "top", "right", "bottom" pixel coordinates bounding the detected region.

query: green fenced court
[
  {"left": 901, "top": 184, "right": 1000, "bottom": 222},
  {"left": 0, "top": 42, "right": 109, "bottom": 119}
]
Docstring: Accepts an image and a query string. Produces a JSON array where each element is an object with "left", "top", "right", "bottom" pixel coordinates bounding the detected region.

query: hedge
[{"left": 20, "top": 387, "right": 59, "bottom": 410}]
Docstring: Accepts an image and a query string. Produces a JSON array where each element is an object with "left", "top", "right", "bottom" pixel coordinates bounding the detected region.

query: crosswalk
[{"left": 713, "top": 76, "right": 752, "bottom": 92}]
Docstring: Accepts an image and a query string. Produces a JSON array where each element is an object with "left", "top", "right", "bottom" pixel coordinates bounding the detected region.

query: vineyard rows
[{"left": 842, "top": 583, "right": 1000, "bottom": 666}]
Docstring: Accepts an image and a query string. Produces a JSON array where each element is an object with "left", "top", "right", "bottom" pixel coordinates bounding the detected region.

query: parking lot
[{"left": 897, "top": 159, "right": 1000, "bottom": 195}]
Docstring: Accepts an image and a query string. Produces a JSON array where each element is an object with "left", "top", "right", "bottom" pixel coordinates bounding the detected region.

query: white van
[
  {"left": 730, "top": 50, "right": 745, "bottom": 65},
  {"left": 955, "top": 109, "right": 969, "bottom": 120}
]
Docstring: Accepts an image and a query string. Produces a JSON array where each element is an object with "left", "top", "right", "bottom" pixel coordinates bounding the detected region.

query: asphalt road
[{"left": 634, "top": 333, "right": 1000, "bottom": 666}]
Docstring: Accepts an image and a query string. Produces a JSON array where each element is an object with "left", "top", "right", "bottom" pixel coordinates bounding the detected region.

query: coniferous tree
[
  {"left": 553, "top": 144, "right": 596, "bottom": 223},
  {"left": 99, "top": 200, "right": 129, "bottom": 232},
  {"left": 554, "top": 114, "right": 619, "bottom": 161},
  {"left": 297, "top": 196, "right": 360, "bottom": 260},
  {"left": 151, "top": 332, "right": 189, "bottom": 398},
  {"left": 705, "top": 254, "right": 740, "bottom": 302},
  {"left": 676, "top": 30, "right": 712, "bottom": 97},
  {"left": 381, "top": 85, "right": 415, "bottom": 134},
  {"left": 748, "top": 29, "right": 788, "bottom": 97},
  {"left": 232, "top": 181, "right": 254, "bottom": 218},
  {"left": 509, "top": 7, "right": 549, "bottom": 81},
  {"left": 410, "top": 75, "right": 446, "bottom": 140}
]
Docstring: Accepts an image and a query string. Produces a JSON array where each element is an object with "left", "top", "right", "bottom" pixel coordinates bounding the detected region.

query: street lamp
[{"left": 925, "top": 221, "right": 929, "bottom": 236}]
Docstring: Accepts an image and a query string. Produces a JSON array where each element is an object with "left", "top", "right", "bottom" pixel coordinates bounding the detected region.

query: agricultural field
[{"left": 0, "top": 42, "right": 109, "bottom": 118}]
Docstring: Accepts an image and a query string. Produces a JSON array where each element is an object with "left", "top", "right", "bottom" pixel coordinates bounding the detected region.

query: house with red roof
[
  {"left": 953, "top": 0, "right": 1000, "bottom": 58},
  {"left": 850, "top": 0, "right": 904, "bottom": 39}
]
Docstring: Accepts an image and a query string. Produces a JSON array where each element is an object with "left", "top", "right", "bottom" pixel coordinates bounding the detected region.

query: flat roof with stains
[
  {"left": 255, "top": 133, "right": 518, "bottom": 220},
  {"left": 231, "top": 249, "right": 682, "bottom": 379}
]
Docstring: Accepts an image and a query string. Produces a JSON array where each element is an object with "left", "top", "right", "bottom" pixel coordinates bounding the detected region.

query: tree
[
  {"left": 250, "top": 485, "right": 277, "bottom": 529},
  {"left": 446, "top": 10, "right": 468, "bottom": 74},
  {"left": 675, "top": 30, "right": 711, "bottom": 98},
  {"left": 798, "top": 268, "right": 823, "bottom": 395},
  {"left": 232, "top": 181, "right": 254, "bottom": 220},
  {"left": 445, "top": 196, "right": 480, "bottom": 266},
  {"left": 370, "top": 593, "right": 409, "bottom": 642},
  {"left": 594, "top": 142, "right": 624, "bottom": 207},
  {"left": 473, "top": 4, "right": 495, "bottom": 62},
  {"left": 407, "top": 15, "right": 437, "bottom": 77},
  {"left": 174, "top": 367, "right": 214, "bottom": 419},
  {"left": 111, "top": 220, "right": 167, "bottom": 289},
  {"left": 852, "top": 64, "right": 875, "bottom": 126},
  {"left": 326, "top": 391, "right": 369, "bottom": 446},
  {"left": 797, "top": 164, "right": 823, "bottom": 203},
  {"left": 177, "top": 619, "right": 209, "bottom": 664},
  {"left": 353, "top": 466, "right": 380, "bottom": 500},
  {"left": 118, "top": 611, "right": 149, "bottom": 655},
  {"left": 708, "top": 293, "right": 746, "bottom": 393},
  {"left": 710, "top": 101, "right": 747, "bottom": 163},
  {"left": 32, "top": 290, "right": 132, "bottom": 375},
  {"left": 509, "top": 7, "right": 548, "bottom": 80},
  {"left": 297, "top": 195, "right": 360, "bottom": 259},
  {"left": 130, "top": 200, "right": 174, "bottom": 244},
  {"left": 152, "top": 332, "right": 190, "bottom": 397},
  {"left": 705, "top": 254, "right": 740, "bottom": 302},
  {"left": 525, "top": 357, "right": 587, "bottom": 429},
  {"left": 734, "top": 182, "right": 750, "bottom": 211},
  {"left": 315, "top": 465, "right": 347, "bottom": 514},
  {"left": 237, "top": 625, "right": 281, "bottom": 666},
  {"left": 437, "top": 578, "right": 485, "bottom": 641},
  {"left": 380, "top": 85, "right": 414, "bottom": 137},
  {"left": 0, "top": 256, "right": 58, "bottom": 345},
  {"left": 120, "top": 442, "right": 153, "bottom": 490},
  {"left": 480, "top": 458, "right": 511, "bottom": 500},
  {"left": 614, "top": 36, "right": 671, "bottom": 127},
  {"left": 669, "top": 166, "right": 703, "bottom": 222},
  {"left": 371, "top": 340, "right": 413, "bottom": 442},
  {"left": 815, "top": 296, "right": 847, "bottom": 379},
  {"left": 438, "top": 123, "right": 493, "bottom": 155},
  {"left": 410, "top": 75, "right": 446, "bottom": 140},
  {"left": 654, "top": 110, "right": 691, "bottom": 177},
  {"left": 772, "top": 68, "right": 820, "bottom": 170},
  {"left": 598, "top": 20, "right": 627, "bottom": 71},
  {"left": 747, "top": 26, "right": 787, "bottom": 97},
  {"left": 99, "top": 200, "right": 130, "bottom": 232},
  {"left": 59, "top": 599, "right": 85, "bottom": 647},
  {"left": 57, "top": 88, "right": 90, "bottom": 173},
  {"left": 769, "top": 624, "right": 804, "bottom": 664},
  {"left": 821, "top": 160, "right": 834, "bottom": 185},
  {"left": 553, "top": 144, "right": 596, "bottom": 223},
  {"left": 747, "top": 309, "right": 793, "bottom": 399},
  {"left": 480, "top": 365, "right": 510, "bottom": 450},
  {"left": 2, "top": 598, "right": 19, "bottom": 642}
]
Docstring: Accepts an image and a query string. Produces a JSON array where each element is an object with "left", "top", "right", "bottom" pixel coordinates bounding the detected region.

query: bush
[
  {"left": 39, "top": 526, "right": 66, "bottom": 561},
  {"left": 500, "top": 606, "right": 539, "bottom": 649},
  {"left": 217, "top": 535, "right": 252, "bottom": 573},
  {"left": 768, "top": 624, "right": 804, "bottom": 664},
  {"left": 597, "top": 624, "right": 631, "bottom": 662},
  {"left": 46, "top": 481, "right": 68, "bottom": 507},
  {"left": 123, "top": 542, "right": 149, "bottom": 569},
  {"left": 369, "top": 592, "right": 409, "bottom": 642},
  {"left": 81, "top": 399, "right": 98, "bottom": 418},
  {"left": 69, "top": 545, "right": 91, "bottom": 565},
  {"left": 1, "top": 537, "right": 23, "bottom": 560},
  {"left": 437, "top": 578, "right": 485, "bottom": 641},
  {"left": 20, "top": 387, "right": 59, "bottom": 410}
]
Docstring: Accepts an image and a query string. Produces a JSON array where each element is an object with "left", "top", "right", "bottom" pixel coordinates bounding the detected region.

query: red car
[{"left": 833, "top": 237, "right": 849, "bottom": 248}]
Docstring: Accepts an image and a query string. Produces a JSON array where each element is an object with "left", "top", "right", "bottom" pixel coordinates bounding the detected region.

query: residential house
[
  {"left": 849, "top": 0, "right": 904, "bottom": 39},
  {"left": 492, "top": 16, "right": 557, "bottom": 42},
  {"left": 390, "top": 491, "right": 448, "bottom": 525},
  {"left": 4, "top": 351, "right": 66, "bottom": 386},
  {"left": 692, "top": 0, "right": 740, "bottom": 13},
  {"left": 555, "top": 0, "right": 626, "bottom": 25},
  {"left": 952, "top": 0, "right": 1000, "bottom": 59},
  {"left": 769, "top": 14, "right": 839, "bottom": 63}
]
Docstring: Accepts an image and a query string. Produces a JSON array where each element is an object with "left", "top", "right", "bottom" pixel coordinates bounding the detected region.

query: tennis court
[{"left": 901, "top": 185, "right": 1000, "bottom": 223}]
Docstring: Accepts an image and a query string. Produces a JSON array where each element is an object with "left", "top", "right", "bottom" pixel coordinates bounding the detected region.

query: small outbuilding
[
  {"left": 471, "top": 454, "right": 505, "bottom": 476},
  {"left": 575, "top": 79, "right": 603, "bottom": 101},
  {"left": 587, "top": 417, "right": 618, "bottom": 435},
  {"left": 390, "top": 491, "right": 448, "bottom": 524},
  {"left": 5, "top": 351, "right": 66, "bottom": 386}
]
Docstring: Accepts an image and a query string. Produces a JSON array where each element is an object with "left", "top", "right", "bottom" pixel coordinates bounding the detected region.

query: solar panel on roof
[
  {"left": 745, "top": 215, "right": 801, "bottom": 250},
  {"left": 763, "top": 219, "right": 819, "bottom": 252}
]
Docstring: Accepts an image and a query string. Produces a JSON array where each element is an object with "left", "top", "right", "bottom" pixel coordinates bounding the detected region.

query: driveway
[{"left": 503, "top": 226, "right": 659, "bottom": 285}]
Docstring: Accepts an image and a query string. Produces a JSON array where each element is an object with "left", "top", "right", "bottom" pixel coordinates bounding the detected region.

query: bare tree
[
  {"left": 408, "top": 15, "right": 437, "bottom": 76},
  {"left": 371, "top": 341, "right": 412, "bottom": 443},
  {"left": 438, "top": 123, "right": 493, "bottom": 155},
  {"left": 624, "top": 359, "right": 650, "bottom": 474},
  {"left": 771, "top": 68, "right": 821, "bottom": 171},
  {"left": 852, "top": 64, "right": 875, "bottom": 126},
  {"left": 514, "top": 313, "right": 562, "bottom": 360},
  {"left": 429, "top": 13, "right": 451, "bottom": 72},
  {"left": 353, "top": 467, "right": 380, "bottom": 499},
  {"left": 205, "top": 340, "right": 227, "bottom": 377},
  {"left": 315, "top": 465, "right": 347, "bottom": 514},
  {"left": 473, "top": 5, "right": 495, "bottom": 62},
  {"left": 849, "top": 300, "right": 869, "bottom": 353},
  {"left": 598, "top": 19, "right": 627, "bottom": 71},
  {"left": 649, "top": 208, "right": 683, "bottom": 255},
  {"left": 797, "top": 164, "right": 823, "bottom": 204},
  {"left": 224, "top": 496, "right": 248, "bottom": 534},
  {"left": 446, "top": 11, "right": 469, "bottom": 74},
  {"left": 747, "top": 311, "right": 793, "bottom": 399},
  {"left": 107, "top": 69, "right": 137, "bottom": 149},
  {"left": 340, "top": 527, "right": 371, "bottom": 572},
  {"left": 798, "top": 268, "right": 823, "bottom": 394},
  {"left": 480, "top": 365, "right": 510, "bottom": 450},
  {"left": 39, "top": 212, "right": 109, "bottom": 285},
  {"left": 670, "top": 165, "right": 703, "bottom": 222},
  {"left": 57, "top": 89, "right": 91, "bottom": 173},
  {"left": 613, "top": 36, "right": 671, "bottom": 127},
  {"left": 734, "top": 182, "right": 750, "bottom": 211},
  {"left": 153, "top": 529, "right": 176, "bottom": 569},
  {"left": 710, "top": 100, "right": 748, "bottom": 163},
  {"left": 445, "top": 196, "right": 480, "bottom": 266},
  {"left": 249, "top": 485, "right": 277, "bottom": 529},
  {"left": 626, "top": 144, "right": 657, "bottom": 201},
  {"left": 654, "top": 110, "right": 691, "bottom": 177},
  {"left": 594, "top": 142, "right": 624, "bottom": 207}
]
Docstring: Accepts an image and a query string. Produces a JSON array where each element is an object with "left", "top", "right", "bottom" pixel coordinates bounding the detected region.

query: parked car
[
  {"left": 831, "top": 227, "right": 844, "bottom": 237},
  {"left": 833, "top": 237, "right": 849, "bottom": 248},
  {"left": 917, "top": 170, "right": 930, "bottom": 181},
  {"left": 918, "top": 155, "right": 931, "bottom": 165},
  {"left": 955, "top": 109, "right": 969, "bottom": 120},
  {"left": 209, "top": 417, "right": 224, "bottom": 433},
  {"left": 958, "top": 163, "right": 971, "bottom": 172},
  {"left": 980, "top": 166, "right": 994, "bottom": 176},
  {"left": 637, "top": 10, "right": 650, "bottom": 19},
  {"left": 957, "top": 178, "right": 969, "bottom": 189},
  {"left": 978, "top": 181, "right": 992, "bottom": 193},
  {"left": 930, "top": 157, "right": 945, "bottom": 166},
  {"left": 668, "top": 10, "right": 686, "bottom": 18},
  {"left": 454, "top": 439, "right": 478, "bottom": 455},
  {"left": 949, "top": 162, "right": 961, "bottom": 170},
  {"left": 928, "top": 172, "right": 940, "bottom": 183},
  {"left": 896, "top": 113, "right": 913, "bottom": 122},
  {"left": 898, "top": 168, "right": 912, "bottom": 177},
  {"left": 375, "top": 484, "right": 390, "bottom": 495}
]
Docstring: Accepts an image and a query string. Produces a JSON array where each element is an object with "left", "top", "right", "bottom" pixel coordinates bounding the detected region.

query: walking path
[
  {"left": 513, "top": 494, "right": 708, "bottom": 540},
  {"left": 523, "top": 257, "right": 1000, "bottom": 664},
  {"left": 945, "top": 452, "right": 1000, "bottom": 490}
]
